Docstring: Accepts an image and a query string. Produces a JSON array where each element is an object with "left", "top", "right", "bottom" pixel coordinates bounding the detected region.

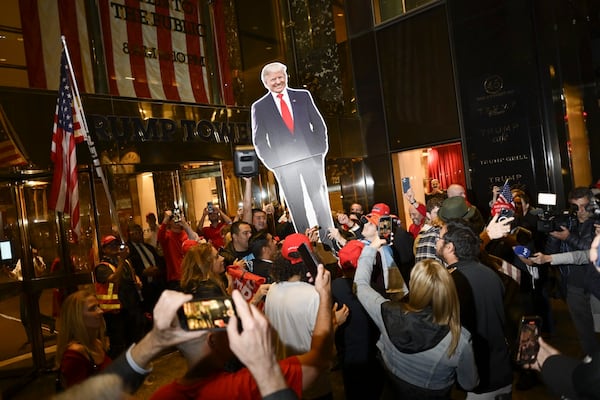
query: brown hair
[
  {"left": 55, "top": 290, "right": 108, "bottom": 368},
  {"left": 180, "top": 243, "right": 226, "bottom": 294}
]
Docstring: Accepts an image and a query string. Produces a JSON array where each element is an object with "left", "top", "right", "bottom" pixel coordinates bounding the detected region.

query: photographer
[
  {"left": 544, "top": 187, "right": 600, "bottom": 356},
  {"left": 158, "top": 209, "right": 200, "bottom": 291}
]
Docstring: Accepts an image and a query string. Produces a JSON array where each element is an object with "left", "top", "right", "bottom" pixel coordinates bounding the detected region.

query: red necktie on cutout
[{"left": 277, "top": 93, "right": 294, "bottom": 133}]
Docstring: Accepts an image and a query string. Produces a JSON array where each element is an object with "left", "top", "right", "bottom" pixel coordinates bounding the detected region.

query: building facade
[{"left": 0, "top": 0, "right": 597, "bottom": 374}]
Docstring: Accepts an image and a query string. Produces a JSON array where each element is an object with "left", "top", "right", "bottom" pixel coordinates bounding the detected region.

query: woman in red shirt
[{"left": 55, "top": 290, "right": 111, "bottom": 389}]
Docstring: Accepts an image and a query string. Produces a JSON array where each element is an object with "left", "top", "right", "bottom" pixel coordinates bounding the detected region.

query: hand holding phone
[
  {"left": 498, "top": 207, "right": 515, "bottom": 221},
  {"left": 401, "top": 177, "right": 411, "bottom": 193},
  {"left": 515, "top": 315, "right": 541, "bottom": 364},
  {"left": 178, "top": 297, "right": 237, "bottom": 331},
  {"left": 297, "top": 242, "right": 320, "bottom": 282},
  {"left": 378, "top": 215, "right": 393, "bottom": 240}
]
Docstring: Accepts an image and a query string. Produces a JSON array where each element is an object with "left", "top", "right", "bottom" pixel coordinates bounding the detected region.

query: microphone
[{"left": 513, "top": 245, "right": 531, "bottom": 258}]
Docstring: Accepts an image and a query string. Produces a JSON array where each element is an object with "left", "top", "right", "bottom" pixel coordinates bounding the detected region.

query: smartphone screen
[
  {"left": 378, "top": 215, "right": 393, "bottom": 239},
  {"left": 297, "top": 242, "right": 319, "bottom": 280},
  {"left": 515, "top": 315, "right": 541, "bottom": 364},
  {"left": 401, "top": 177, "right": 411, "bottom": 193},
  {"left": 178, "top": 297, "right": 236, "bottom": 331},
  {"left": 498, "top": 207, "right": 515, "bottom": 221}
]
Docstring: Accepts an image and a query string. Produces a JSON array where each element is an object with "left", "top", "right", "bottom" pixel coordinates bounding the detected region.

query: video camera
[
  {"left": 535, "top": 192, "right": 600, "bottom": 233},
  {"left": 586, "top": 196, "right": 600, "bottom": 219},
  {"left": 537, "top": 210, "right": 573, "bottom": 233},
  {"left": 536, "top": 193, "right": 573, "bottom": 233}
]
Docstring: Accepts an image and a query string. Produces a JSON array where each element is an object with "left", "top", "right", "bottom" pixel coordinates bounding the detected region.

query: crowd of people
[{"left": 50, "top": 180, "right": 600, "bottom": 400}]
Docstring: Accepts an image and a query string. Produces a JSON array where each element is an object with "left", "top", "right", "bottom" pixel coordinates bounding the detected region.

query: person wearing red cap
[
  {"left": 94, "top": 235, "right": 144, "bottom": 358},
  {"left": 332, "top": 240, "right": 384, "bottom": 400},
  {"left": 265, "top": 233, "right": 345, "bottom": 399}
]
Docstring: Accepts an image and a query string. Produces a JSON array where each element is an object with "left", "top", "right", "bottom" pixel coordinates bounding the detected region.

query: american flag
[
  {"left": 0, "top": 105, "right": 28, "bottom": 167},
  {"left": 498, "top": 181, "right": 515, "bottom": 207},
  {"left": 49, "top": 50, "right": 84, "bottom": 242},
  {"left": 19, "top": 0, "right": 213, "bottom": 104},
  {"left": 491, "top": 180, "right": 515, "bottom": 216}
]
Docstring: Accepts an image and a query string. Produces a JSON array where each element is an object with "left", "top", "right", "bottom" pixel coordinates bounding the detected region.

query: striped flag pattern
[
  {"left": 97, "top": 0, "right": 210, "bottom": 103},
  {"left": 19, "top": 0, "right": 212, "bottom": 103},
  {"left": 497, "top": 181, "right": 515, "bottom": 208},
  {"left": 491, "top": 180, "right": 515, "bottom": 216},
  {"left": 19, "top": 0, "right": 93, "bottom": 94},
  {"left": 0, "top": 105, "right": 28, "bottom": 167},
  {"left": 49, "top": 50, "right": 84, "bottom": 242}
]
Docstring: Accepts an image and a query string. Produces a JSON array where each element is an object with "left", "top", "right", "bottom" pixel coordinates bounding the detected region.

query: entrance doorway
[{"left": 391, "top": 142, "right": 466, "bottom": 226}]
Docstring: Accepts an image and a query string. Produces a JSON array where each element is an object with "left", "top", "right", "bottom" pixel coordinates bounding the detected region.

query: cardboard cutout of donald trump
[{"left": 251, "top": 62, "right": 334, "bottom": 243}]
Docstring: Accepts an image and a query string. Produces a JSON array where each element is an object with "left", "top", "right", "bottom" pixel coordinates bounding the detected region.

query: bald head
[{"left": 447, "top": 184, "right": 466, "bottom": 199}]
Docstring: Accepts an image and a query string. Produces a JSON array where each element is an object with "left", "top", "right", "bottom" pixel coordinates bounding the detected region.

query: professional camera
[
  {"left": 535, "top": 192, "right": 574, "bottom": 233},
  {"left": 537, "top": 210, "right": 573, "bottom": 233},
  {"left": 586, "top": 197, "right": 600, "bottom": 220}
]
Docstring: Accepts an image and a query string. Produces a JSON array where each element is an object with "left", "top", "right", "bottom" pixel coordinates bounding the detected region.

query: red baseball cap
[
  {"left": 362, "top": 213, "right": 381, "bottom": 226},
  {"left": 281, "top": 233, "right": 311, "bottom": 265},
  {"left": 338, "top": 240, "right": 365, "bottom": 270},
  {"left": 182, "top": 239, "right": 200, "bottom": 254},
  {"left": 370, "top": 203, "right": 390, "bottom": 216},
  {"left": 101, "top": 235, "right": 118, "bottom": 247},
  {"left": 370, "top": 203, "right": 398, "bottom": 220}
]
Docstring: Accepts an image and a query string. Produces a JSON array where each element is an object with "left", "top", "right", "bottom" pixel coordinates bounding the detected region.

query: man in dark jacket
[
  {"left": 437, "top": 220, "right": 513, "bottom": 398},
  {"left": 219, "top": 221, "right": 254, "bottom": 268},
  {"left": 545, "top": 187, "right": 600, "bottom": 356},
  {"left": 127, "top": 224, "right": 165, "bottom": 315}
]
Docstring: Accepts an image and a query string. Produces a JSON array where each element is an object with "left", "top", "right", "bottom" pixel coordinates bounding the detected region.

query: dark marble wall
[{"left": 288, "top": 0, "right": 344, "bottom": 115}]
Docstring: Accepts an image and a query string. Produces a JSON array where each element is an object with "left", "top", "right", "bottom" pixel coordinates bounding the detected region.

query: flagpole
[{"left": 61, "top": 36, "right": 125, "bottom": 243}]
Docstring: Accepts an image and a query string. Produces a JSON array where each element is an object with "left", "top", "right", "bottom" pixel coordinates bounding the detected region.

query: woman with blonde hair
[
  {"left": 180, "top": 242, "right": 228, "bottom": 297},
  {"left": 354, "top": 236, "right": 478, "bottom": 399},
  {"left": 55, "top": 289, "right": 111, "bottom": 389}
]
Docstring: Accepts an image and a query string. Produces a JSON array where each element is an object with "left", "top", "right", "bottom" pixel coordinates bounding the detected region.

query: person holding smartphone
[
  {"left": 150, "top": 264, "right": 336, "bottom": 400},
  {"left": 196, "top": 203, "right": 232, "bottom": 250},
  {"left": 264, "top": 233, "right": 348, "bottom": 400},
  {"left": 404, "top": 188, "right": 427, "bottom": 239},
  {"left": 358, "top": 213, "right": 408, "bottom": 299},
  {"left": 524, "top": 337, "right": 600, "bottom": 400},
  {"left": 355, "top": 236, "right": 478, "bottom": 398}
]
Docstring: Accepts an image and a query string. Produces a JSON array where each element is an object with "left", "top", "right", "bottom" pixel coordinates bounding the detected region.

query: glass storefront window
[
  {"left": 0, "top": 171, "right": 96, "bottom": 373},
  {"left": 373, "top": 0, "right": 439, "bottom": 24}
]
